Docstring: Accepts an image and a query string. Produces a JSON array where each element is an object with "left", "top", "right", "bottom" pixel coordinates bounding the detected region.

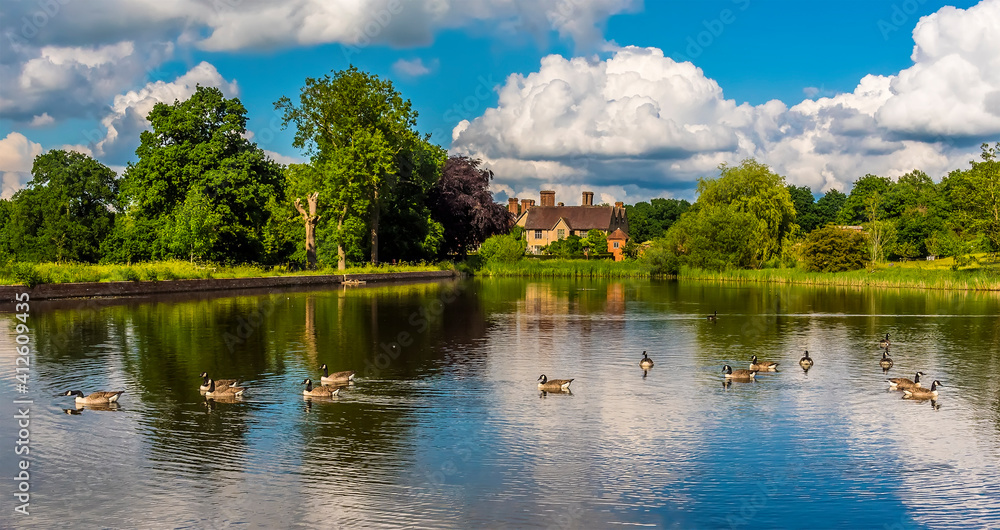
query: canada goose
[
  {"left": 903, "top": 380, "right": 942, "bottom": 399},
  {"left": 722, "top": 365, "right": 757, "bottom": 381},
  {"left": 639, "top": 351, "right": 654, "bottom": 369},
  {"left": 799, "top": 351, "right": 814, "bottom": 369},
  {"left": 879, "top": 350, "right": 893, "bottom": 369},
  {"left": 199, "top": 372, "right": 239, "bottom": 391},
  {"left": 302, "top": 379, "right": 341, "bottom": 397},
  {"left": 887, "top": 372, "right": 925, "bottom": 391},
  {"left": 879, "top": 333, "right": 891, "bottom": 348},
  {"left": 61, "top": 390, "right": 125, "bottom": 405},
  {"left": 320, "top": 364, "right": 355, "bottom": 385},
  {"left": 537, "top": 374, "right": 573, "bottom": 392},
  {"left": 707, "top": 310, "right": 718, "bottom": 322},
  {"left": 749, "top": 355, "right": 778, "bottom": 371},
  {"left": 204, "top": 379, "right": 246, "bottom": 398}
]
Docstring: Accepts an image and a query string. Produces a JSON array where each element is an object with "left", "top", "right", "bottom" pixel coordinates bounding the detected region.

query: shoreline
[{"left": 0, "top": 270, "right": 459, "bottom": 301}]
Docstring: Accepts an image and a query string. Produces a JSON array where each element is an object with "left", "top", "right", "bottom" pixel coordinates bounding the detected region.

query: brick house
[{"left": 508, "top": 190, "right": 629, "bottom": 260}]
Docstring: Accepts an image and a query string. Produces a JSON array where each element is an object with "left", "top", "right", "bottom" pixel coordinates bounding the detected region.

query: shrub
[
  {"left": 800, "top": 225, "right": 867, "bottom": 272},
  {"left": 641, "top": 240, "right": 681, "bottom": 275},
  {"left": 11, "top": 262, "right": 46, "bottom": 288},
  {"left": 478, "top": 234, "right": 526, "bottom": 264}
]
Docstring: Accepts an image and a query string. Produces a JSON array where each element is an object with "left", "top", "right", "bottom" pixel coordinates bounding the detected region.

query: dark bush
[{"left": 801, "top": 225, "right": 867, "bottom": 272}]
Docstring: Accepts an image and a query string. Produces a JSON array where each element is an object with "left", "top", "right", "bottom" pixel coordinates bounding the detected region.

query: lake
[{"left": 2, "top": 278, "right": 999, "bottom": 528}]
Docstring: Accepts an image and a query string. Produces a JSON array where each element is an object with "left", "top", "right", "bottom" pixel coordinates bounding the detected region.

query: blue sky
[{"left": 2, "top": 0, "right": 997, "bottom": 204}]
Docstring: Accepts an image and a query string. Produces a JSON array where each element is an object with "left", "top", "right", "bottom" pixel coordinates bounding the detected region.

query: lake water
[{"left": 2, "top": 278, "right": 999, "bottom": 528}]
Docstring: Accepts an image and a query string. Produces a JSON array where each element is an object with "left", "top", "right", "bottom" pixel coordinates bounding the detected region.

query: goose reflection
[
  {"left": 539, "top": 389, "right": 573, "bottom": 398},
  {"left": 63, "top": 402, "right": 122, "bottom": 414}
]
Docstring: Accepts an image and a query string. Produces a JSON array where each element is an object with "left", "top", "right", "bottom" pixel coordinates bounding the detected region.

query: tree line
[
  {"left": 0, "top": 68, "right": 512, "bottom": 269},
  {"left": 1, "top": 65, "right": 996, "bottom": 273},
  {"left": 642, "top": 146, "right": 1000, "bottom": 274}
]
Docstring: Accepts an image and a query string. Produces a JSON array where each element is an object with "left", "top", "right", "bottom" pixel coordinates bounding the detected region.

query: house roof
[
  {"left": 608, "top": 228, "right": 628, "bottom": 240},
  {"left": 521, "top": 206, "right": 613, "bottom": 231}
]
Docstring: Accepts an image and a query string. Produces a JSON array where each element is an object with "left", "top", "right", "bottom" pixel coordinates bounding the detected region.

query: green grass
[
  {"left": 478, "top": 258, "right": 649, "bottom": 278},
  {"left": 0, "top": 260, "right": 455, "bottom": 286},
  {"left": 678, "top": 254, "right": 1000, "bottom": 291}
]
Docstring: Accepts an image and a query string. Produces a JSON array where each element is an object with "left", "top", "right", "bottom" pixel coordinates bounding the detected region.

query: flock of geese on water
[
  {"left": 534, "top": 320, "right": 944, "bottom": 401},
  {"left": 57, "top": 364, "right": 358, "bottom": 409},
  {"left": 56, "top": 315, "right": 943, "bottom": 408}
]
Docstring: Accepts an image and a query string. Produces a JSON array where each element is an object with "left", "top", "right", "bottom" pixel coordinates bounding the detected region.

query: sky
[{"left": 1, "top": 0, "right": 998, "bottom": 205}]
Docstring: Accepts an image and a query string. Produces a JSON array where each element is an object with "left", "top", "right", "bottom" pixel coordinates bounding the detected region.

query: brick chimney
[
  {"left": 508, "top": 197, "right": 519, "bottom": 215},
  {"left": 582, "top": 191, "right": 594, "bottom": 206},
  {"left": 521, "top": 198, "right": 534, "bottom": 212},
  {"left": 615, "top": 201, "right": 624, "bottom": 208},
  {"left": 540, "top": 190, "right": 555, "bottom": 207}
]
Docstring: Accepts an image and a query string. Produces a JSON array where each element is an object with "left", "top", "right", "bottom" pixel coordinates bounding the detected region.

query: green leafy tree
[
  {"left": 478, "top": 233, "right": 526, "bottom": 263},
  {"left": 663, "top": 203, "right": 767, "bottom": 271},
  {"left": 787, "top": 185, "right": 822, "bottom": 233},
  {"left": 625, "top": 198, "right": 690, "bottom": 242},
  {"left": 2, "top": 150, "right": 117, "bottom": 262},
  {"left": 665, "top": 159, "right": 796, "bottom": 269},
  {"left": 108, "top": 86, "right": 284, "bottom": 263},
  {"left": 585, "top": 229, "right": 608, "bottom": 256},
  {"left": 837, "top": 174, "right": 892, "bottom": 225},
  {"left": 883, "top": 170, "right": 945, "bottom": 258},
  {"left": 276, "top": 66, "right": 444, "bottom": 267},
  {"left": 814, "top": 189, "right": 847, "bottom": 228},
  {"left": 545, "top": 234, "right": 584, "bottom": 258},
  {"left": 800, "top": 225, "right": 867, "bottom": 272},
  {"left": 863, "top": 192, "right": 896, "bottom": 265},
  {"left": 943, "top": 143, "right": 1000, "bottom": 253},
  {"left": 167, "top": 189, "right": 220, "bottom": 262}
]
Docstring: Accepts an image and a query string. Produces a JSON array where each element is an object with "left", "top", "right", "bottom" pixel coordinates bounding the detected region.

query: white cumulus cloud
[
  {"left": 0, "top": 133, "right": 44, "bottom": 199},
  {"left": 452, "top": 0, "right": 1000, "bottom": 203},
  {"left": 392, "top": 58, "right": 435, "bottom": 78},
  {"left": 91, "top": 61, "right": 239, "bottom": 162}
]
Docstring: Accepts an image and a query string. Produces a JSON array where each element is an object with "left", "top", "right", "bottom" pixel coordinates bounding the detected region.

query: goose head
[
  {"left": 537, "top": 374, "right": 548, "bottom": 384},
  {"left": 722, "top": 365, "right": 733, "bottom": 375}
]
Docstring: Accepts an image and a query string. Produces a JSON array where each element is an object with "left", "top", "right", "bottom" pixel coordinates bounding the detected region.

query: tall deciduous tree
[
  {"left": 426, "top": 156, "right": 511, "bottom": 257},
  {"left": 814, "top": 189, "right": 847, "bottom": 227},
  {"left": 837, "top": 174, "right": 892, "bottom": 225},
  {"left": 787, "top": 185, "right": 821, "bottom": 233},
  {"left": 276, "top": 66, "right": 444, "bottom": 267},
  {"left": 2, "top": 150, "right": 117, "bottom": 262},
  {"left": 625, "top": 198, "right": 690, "bottom": 242},
  {"left": 944, "top": 143, "right": 1000, "bottom": 253},
  {"left": 107, "top": 86, "right": 284, "bottom": 263},
  {"left": 692, "top": 159, "right": 797, "bottom": 268}
]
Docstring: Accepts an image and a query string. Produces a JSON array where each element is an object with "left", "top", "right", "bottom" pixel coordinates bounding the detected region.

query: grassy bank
[
  {"left": 0, "top": 260, "right": 454, "bottom": 287},
  {"left": 678, "top": 255, "right": 1000, "bottom": 291},
  {"left": 476, "top": 255, "right": 1000, "bottom": 291},
  {"left": 479, "top": 258, "right": 649, "bottom": 278}
]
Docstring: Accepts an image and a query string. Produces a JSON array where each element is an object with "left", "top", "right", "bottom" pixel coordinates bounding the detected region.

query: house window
[
  {"left": 557, "top": 229, "right": 565, "bottom": 240},
  {"left": 534, "top": 230, "right": 542, "bottom": 239},
  {"left": 613, "top": 241, "right": 620, "bottom": 249}
]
